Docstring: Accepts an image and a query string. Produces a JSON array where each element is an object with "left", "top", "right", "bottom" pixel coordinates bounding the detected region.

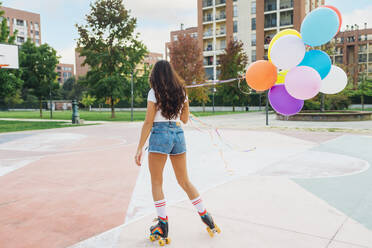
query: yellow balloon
[
  {"left": 268, "top": 29, "right": 302, "bottom": 62},
  {"left": 275, "top": 70, "right": 288, "bottom": 85}
]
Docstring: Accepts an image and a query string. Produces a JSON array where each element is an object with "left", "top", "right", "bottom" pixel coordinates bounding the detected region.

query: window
[
  {"left": 35, "top": 22, "right": 39, "bottom": 29},
  {"left": 265, "top": 13, "right": 277, "bottom": 28},
  {"left": 204, "top": 56, "right": 213, "bottom": 66},
  {"left": 252, "top": 18, "right": 256, "bottom": 30},
  {"left": 35, "top": 31, "right": 40, "bottom": 36},
  {"left": 30, "top": 30, "right": 33, "bottom": 34},
  {"left": 173, "top": 35, "right": 178, "bottom": 41},
  {"left": 203, "top": 0, "right": 213, "bottom": 8},
  {"left": 280, "top": 11, "right": 293, "bottom": 26},
  {"left": 335, "top": 55, "right": 343, "bottom": 64},
  {"left": 36, "top": 39, "right": 40, "bottom": 45},
  {"left": 252, "top": 50, "right": 256, "bottom": 62},
  {"left": 205, "top": 68, "right": 214, "bottom": 80},
  {"left": 16, "top": 19, "right": 24, "bottom": 26},
  {"left": 220, "top": 39, "right": 226, "bottom": 50},
  {"left": 251, "top": 33, "right": 256, "bottom": 46},
  {"left": 265, "top": 0, "right": 277, "bottom": 11},
  {"left": 233, "top": 5, "right": 238, "bottom": 17},
  {"left": 359, "top": 44, "right": 367, "bottom": 53},
  {"left": 359, "top": 54, "right": 367, "bottom": 63},
  {"left": 251, "top": 1, "right": 256, "bottom": 14},
  {"left": 233, "top": 21, "right": 238, "bottom": 33},
  {"left": 17, "top": 36, "right": 25, "bottom": 43}
]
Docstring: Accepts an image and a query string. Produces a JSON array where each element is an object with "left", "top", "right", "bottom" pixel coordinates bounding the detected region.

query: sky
[{"left": 2, "top": 0, "right": 372, "bottom": 68}]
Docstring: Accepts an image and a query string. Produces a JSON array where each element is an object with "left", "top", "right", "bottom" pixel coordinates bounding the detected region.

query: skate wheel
[
  {"left": 149, "top": 235, "right": 155, "bottom": 242},
  {"left": 206, "top": 227, "right": 214, "bottom": 237},
  {"left": 215, "top": 225, "right": 221, "bottom": 234},
  {"left": 165, "top": 237, "right": 171, "bottom": 244},
  {"left": 159, "top": 239, "right": 165, "bottom": 246}
]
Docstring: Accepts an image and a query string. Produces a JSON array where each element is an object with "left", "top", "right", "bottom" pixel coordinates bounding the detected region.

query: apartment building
[
  {"left": 198, "top": 0, "right": 324, "bottom": 80},
  {"left": 165, "top": 26, "right": 198, "bottom": 61},
  {"left": 332, "top": 24, "right": 372, "bottom": 85},
  {"left": 1, "top": 6, "right": 41, "bottom": 46},
  {"left": 56, "top": 64, "right": 74, "bottom": 84}
]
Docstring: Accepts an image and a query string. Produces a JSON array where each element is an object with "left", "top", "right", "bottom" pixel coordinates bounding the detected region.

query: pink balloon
[{"left": 285, "top": 66, "right": 321, "bottom": 100}]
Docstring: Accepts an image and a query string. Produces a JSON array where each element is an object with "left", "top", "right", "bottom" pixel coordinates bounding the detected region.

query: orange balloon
[{"left": 245, "top": 60, "right": 277, "bottom": 91}]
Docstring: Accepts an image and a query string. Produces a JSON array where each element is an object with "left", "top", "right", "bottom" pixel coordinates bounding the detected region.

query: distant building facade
[
  {"left": 75, "top": 49, "right": 162, "bottom": 78},
  {"left": 1, "top": 6, "right": 41, "bottom": 46},
  {"left": 198, "top": 0, "right": 324, "bottom": 80},
  {"left": 56, "top": 64, "right": 74, "bottom": 84},
  {"left": 331, "top": 24, "right": 372, "bottom": 85},
  {"left": 165, "top": 26, "right": 198, "bottom": 61},
  {"left": 75, "top": 48, "right": 90, "bottom": 79}
]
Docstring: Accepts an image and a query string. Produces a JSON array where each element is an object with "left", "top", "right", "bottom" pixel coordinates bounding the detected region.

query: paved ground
[{"left": 0, "top": 112, "right": 371, "bottom": 248}]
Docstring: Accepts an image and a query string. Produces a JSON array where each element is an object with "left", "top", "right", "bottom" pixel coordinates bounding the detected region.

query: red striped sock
[
  {"left": 191, "top": 196, "right": 206, "bottom": 214},
  {"left": 154, "top": 199, "right": 167, "bottom": 219}
]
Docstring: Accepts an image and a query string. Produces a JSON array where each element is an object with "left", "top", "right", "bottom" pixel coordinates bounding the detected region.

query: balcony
[
  {"left": 216, "top": 0, "right": 226, "bottom": 6},
  {"left": 203, "top": 15, "right": 213, "bottom": 23},
  {"left": 280, "top": 11, "right": 293, "bottom": 26},
  {"left": 203, "top": 0, "right": 213, "bottom": 8},
  {"left": 216, "top": 13, "right": 226, "bottom": 21},
  {"left": 280, "top": 0, "right": 293, "bottom": 9},
  {"left": 216, "top": 29, "right": 226, "bottom": 36},
  {"left": 203, "top": 31, "right": 213, "bottom": 38},
  {"left": 204, "top": 45, "right": 214, "bottom": 51},
  {"left": 264, "top": 13, "right": 277, "bottom": 29}
]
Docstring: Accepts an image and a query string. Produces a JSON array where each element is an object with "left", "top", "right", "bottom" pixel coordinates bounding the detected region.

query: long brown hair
[{"left": 150, "top": 60, "right": 186, "bottom": 120}]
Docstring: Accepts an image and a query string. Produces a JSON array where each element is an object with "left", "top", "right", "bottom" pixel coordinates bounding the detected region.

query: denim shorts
[{"left": 148, "top": 122, "right": 186, "bottom": 155}]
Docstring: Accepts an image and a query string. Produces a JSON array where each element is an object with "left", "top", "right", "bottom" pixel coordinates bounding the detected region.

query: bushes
[{"left": 303, "top": 94, "right": 351, "bottom": 111}]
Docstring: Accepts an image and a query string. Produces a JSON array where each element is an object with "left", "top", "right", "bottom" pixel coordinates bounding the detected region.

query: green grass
[
  {"left": 0, "top": 120, "right": 84, "bottom": 133},
  {"left": 0, "top": 110, "right": 248, "bottom": 122}
]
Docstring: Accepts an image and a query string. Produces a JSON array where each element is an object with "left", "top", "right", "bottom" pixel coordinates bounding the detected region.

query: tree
[
  {"left": 81, "top": 93, "right": 96, "bottom": 111},
  {"left": 59, "top": 77, "right": 87, "bottom": 100},
  {"left": 19, "top": 40, "right": 59, "bottom": 117},
  {"left": 76, "top": 0, "right": 147, "bottom": 118},
  {"left": 347, "top": 73, "right": 372, "bottom": 110},
  {"left": 169, "top": 33, "right": 209, "bottom": 108},
  {"left": 0, "top": 2, "right": 23, "bottom": 106},
  {"left": 218, "top": 40, "right": 248, "bottom": 111}
]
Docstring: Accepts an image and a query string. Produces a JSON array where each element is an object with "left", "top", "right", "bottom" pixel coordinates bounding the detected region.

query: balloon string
[{"left": 189, "top": 113, "right": 257, "bottom": 175}]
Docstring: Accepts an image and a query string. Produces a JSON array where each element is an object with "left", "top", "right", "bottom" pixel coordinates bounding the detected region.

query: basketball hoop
[{"left": 0, "top": 44, "right": 19, "bottom": 69}]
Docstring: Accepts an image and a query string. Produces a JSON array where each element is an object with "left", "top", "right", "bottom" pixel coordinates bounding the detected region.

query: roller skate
[
  {"left": 199, "top": 210, "right": 221, "bottom": 237},
  {"left": 149, "top": 216, "right": 171, "bottom": 246}
]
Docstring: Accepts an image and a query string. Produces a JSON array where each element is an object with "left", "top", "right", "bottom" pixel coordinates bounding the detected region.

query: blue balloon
[
  {"left": 301, "top": 7, "right": 339, "bottom": 47},
  {"left": 298, "top": 50, "right": 332, "bottom": 79}
]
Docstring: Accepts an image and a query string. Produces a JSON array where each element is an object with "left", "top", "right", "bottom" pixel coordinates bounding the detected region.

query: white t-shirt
[{"left": 147, "top": 88, "right": 187, "bottom": 122}]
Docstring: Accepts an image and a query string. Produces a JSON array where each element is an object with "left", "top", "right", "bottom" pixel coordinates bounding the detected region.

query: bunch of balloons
[{"left": 245, "top": 6, "right": 347, "bottom": 116}]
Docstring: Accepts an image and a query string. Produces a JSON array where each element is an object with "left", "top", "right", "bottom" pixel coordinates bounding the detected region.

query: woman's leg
[
  {"left": 169, "top": 153, "right": 200, "bottom": 200},
  {"left": 148, "top": 152, "right": 168, "bottom": 201}
]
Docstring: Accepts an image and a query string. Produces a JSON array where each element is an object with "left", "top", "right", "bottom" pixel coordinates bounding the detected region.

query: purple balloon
[{"left": 269, "top": 84, "right": 304, "bottom": 116}]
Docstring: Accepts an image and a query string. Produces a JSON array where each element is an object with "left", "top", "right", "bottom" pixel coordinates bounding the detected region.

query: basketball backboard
[{"left": 0, "top": 43, "right": 19, "bottom": 69}]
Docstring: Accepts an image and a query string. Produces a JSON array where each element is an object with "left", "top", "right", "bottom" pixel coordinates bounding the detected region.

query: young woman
[{"left": 134, "top": 60, "right": 220, "bottom": 245}]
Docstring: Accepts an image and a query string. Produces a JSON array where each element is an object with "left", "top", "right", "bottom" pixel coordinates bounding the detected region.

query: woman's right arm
[
  {"left": 135, "top": 101, "right": 156, "bottom": 166},
  {"left": 180, "top": 98, "right": 189, "bottom": 124}
]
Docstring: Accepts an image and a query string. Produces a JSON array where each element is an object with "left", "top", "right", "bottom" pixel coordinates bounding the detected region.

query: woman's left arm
[{"left": 135, "top": 101, "right": 156, "bottom": 166}]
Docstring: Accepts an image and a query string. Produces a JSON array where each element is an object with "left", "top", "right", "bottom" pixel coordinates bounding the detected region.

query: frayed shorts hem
[{"left": 148, "top": 150, "right": 186, "bottom": 155}]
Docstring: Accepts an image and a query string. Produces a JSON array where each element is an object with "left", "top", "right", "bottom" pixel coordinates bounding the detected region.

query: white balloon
[
  {"left": 320, "top": 65, "right": 348, "bottom": 94},
  {"left": 270, "top": 35, "right": 306, "bottom": 70}
]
